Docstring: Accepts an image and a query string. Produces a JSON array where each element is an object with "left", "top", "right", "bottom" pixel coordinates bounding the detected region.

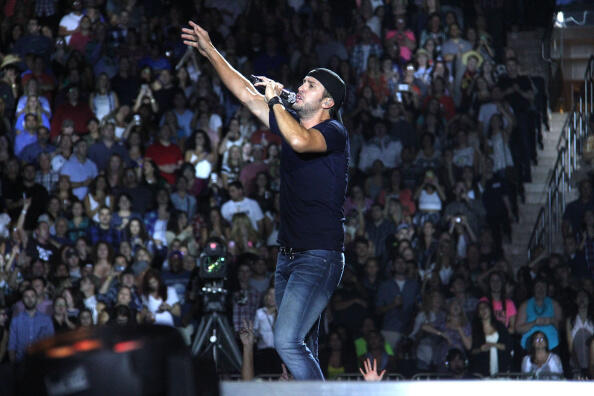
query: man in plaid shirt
[
  {"left": 232, "top": 263, "right": 261, "bottom": 333},
  {"left": 86, "top": 206, "right": 122, "bottom": 247},
  {"left": 35, "top": 152, "right": 60, "bottom": 193}
]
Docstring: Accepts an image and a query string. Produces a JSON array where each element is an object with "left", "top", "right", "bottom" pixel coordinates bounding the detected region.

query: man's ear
[{"left": 321, "top": 97, "right": 335, "bottom": 110}]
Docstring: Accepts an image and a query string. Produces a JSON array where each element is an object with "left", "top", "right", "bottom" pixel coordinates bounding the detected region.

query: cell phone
[
  {"left": 455, "top": 217, "right": 462, "bottom": 223},
  {"left": 395, "top": 92, "right": 403, "bottom": 102},
  {"left": 115, "top": 265, "right": 125, "bottom": 272},
  {"left": 133, "top": 114, "right": 141, "bottom": 125},
  {"left": 210, "top": 173, "right": 218, "bottom": 184},
  {"left": 398, "top": 84, "right": 409, "bottom": 92}
]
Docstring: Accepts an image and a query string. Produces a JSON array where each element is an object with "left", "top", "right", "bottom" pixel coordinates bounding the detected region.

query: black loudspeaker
[{"left": 21, "top": 325, "right": 197, "bottom": 396}]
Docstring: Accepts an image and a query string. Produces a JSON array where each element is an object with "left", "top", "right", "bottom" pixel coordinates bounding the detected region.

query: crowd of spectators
[{"left": 0, "top": 0, "right": 592, "bottom": 384}]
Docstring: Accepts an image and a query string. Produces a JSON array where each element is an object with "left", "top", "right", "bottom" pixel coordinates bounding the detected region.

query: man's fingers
[{"left": 379, "top": 370, "right": 386, "bottom": 379}]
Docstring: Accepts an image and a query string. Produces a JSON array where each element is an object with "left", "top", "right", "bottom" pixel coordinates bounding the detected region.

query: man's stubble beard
[{"left": 293, "top": 98, "right": 322, "bottom": 119}]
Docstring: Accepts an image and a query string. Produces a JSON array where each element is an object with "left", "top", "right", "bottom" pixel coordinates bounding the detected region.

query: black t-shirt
[
  {"left": 0, "top": 82, "right": 15, "bottom": 116},
  {"left": 23, "top": 183, "right": 49, "bottom": 230},
  {"left": 497, "top": 75, "right": 532, "bottom": 112},
  {"left": 26, "top": 238, "right": 58, "bottom": 264},
  {"left": 563, "top": 198, "right": 594, "bottom": 236},
  {"left": 269, "top": 110, "right": 349, "bottom": 251},
  {"left": 481, "top": 175, "right": 509, "bottom": 217},
  {"left": 111, "top": 74, "right": 140, "bottom": 106}
]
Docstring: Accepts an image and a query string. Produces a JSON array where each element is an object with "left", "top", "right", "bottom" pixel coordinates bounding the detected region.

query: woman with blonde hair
[
  {"left": 228, "top": 212, "right": 260, "bottom": 255},
  {"left": 14, "top": 95, "right": 50, "bottom": 133},
  {"left": 422, "top": 299, "right": 472, "bottom": 369}
]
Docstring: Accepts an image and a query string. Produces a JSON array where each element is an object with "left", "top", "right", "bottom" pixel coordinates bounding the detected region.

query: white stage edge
[{"left": 221, "top": 379, "right": 591, "bottom": 396}]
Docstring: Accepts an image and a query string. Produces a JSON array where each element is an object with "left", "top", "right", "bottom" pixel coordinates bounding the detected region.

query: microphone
[{"left": 250, "top": 75, "right": 296, "bottom": 104}]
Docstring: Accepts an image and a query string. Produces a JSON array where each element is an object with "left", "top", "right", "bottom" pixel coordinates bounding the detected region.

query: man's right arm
[{"left": 181, "top": 21, "right": 269, "bottom": 127}]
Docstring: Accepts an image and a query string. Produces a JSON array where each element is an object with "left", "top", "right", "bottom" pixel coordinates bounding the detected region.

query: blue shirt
[
  {"left": 269, "top": 110, "right": 349, "bottom": 251},
  {"left": 376, "top": 278, "right": 420, "bottom": 333},
  {"left": 87, "top": 223, "right": 123, "bottom": 247},
  {"left": 8, "top": 310, "right": 54, "bottom": 361},
  {"left": 19, "top": 141, "right": 56, "bottom": 164},
  {"left": 87, "top": 141, "right": 130, "bottom": 171},
  {"left": 60, "top": 156, "right": 98, "bottom": 200},
  {"left": 14, "top": 130, "right": 38, "bottom": 157}
]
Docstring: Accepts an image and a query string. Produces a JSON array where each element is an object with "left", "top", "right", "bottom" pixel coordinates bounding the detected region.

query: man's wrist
[{"left": 268, "top": 96, "right": 282, "bottom": 110}]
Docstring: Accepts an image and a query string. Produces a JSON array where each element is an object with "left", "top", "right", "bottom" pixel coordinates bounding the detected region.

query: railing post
[{"left": 548, "top": 188, "right": 553, "bottom": 254}]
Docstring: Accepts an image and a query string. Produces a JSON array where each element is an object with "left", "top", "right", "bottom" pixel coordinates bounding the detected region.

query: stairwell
[{"left": 503, "top": 113, "right": 575, "bottom": 268}]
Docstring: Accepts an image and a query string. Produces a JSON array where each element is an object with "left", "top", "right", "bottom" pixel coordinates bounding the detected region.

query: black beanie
[{"left": 307, "top": 68, "right": 346, "bottom": 113}]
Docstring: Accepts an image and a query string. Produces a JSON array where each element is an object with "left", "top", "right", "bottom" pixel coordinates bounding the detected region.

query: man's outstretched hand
[
  {"left": 359, "top": 358, "right": 386, "bottom": 381},
  {"left": 181, "top": 21, "right": 211, "bottom": 57},
  {"left": 239, "top": 319, "right": 255, "bottom": 346}
]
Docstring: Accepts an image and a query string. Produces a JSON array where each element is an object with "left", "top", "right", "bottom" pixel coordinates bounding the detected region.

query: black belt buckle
[{"left": 280, "top": 246, "right": 298, "bottom": 259}]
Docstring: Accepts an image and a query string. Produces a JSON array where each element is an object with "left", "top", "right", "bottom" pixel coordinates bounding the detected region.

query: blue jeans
[{"left": 274, "top": 249, "right": 344, "bottom": 380}]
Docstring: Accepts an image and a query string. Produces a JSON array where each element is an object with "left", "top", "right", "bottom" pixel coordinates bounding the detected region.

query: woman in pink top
[{"left": 483, "top": 271, "right": 517, "bottom": 333}]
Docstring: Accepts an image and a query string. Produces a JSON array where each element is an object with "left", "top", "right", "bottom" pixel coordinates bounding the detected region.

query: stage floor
[{"left": 221, "top": 379, "right": 590, "bottom": 396}]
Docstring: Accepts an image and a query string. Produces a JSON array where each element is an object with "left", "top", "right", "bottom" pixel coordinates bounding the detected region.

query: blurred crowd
[{"left": 0, "top": 0, "right": 592, "bottom": 382}]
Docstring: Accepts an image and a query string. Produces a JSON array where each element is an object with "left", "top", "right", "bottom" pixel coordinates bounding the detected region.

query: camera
[
  {"left": 398, "top": 84, "right": 410, "bottom": 92},
  {"left": 455, "top": 216, "right": 462, "bottom": 223},
  {"left": 199, "top": 237, "right": 227, "bottom": 279}
]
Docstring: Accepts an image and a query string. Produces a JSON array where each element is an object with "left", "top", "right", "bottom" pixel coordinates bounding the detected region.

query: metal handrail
[{"left": 527, "top": 54, "right": 594, "bottom": 261}]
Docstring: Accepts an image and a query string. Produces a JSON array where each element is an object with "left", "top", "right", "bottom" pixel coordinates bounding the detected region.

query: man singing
[{"left": 182, "top": 21, "right": 349, "bottom": 380}]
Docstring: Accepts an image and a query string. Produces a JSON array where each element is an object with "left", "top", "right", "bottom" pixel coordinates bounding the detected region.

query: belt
[{"left": 279, "top": 246, "right": 307, "bottom": 257}]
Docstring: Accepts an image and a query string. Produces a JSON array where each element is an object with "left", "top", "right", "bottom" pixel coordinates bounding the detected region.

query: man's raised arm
[{"left": 181, "top": 21, "right": 269, "bottom": 127}]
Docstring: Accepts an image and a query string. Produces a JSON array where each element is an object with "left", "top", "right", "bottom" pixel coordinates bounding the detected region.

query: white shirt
[
  {"left": 142, "top": 286, "right": 179, "bottom": 326},
  {"left": 253, "top": 307, "right": 275, "bottom": 349},
  {"left": 489, "top": 132, "right": 514, "bottom": 172},
  {"left": 221, "top": 197, "right": 264, "bottom": 231},
  {"left": 358, "top": 137, "right": 402, "bottom": 172},
  {"left": 59, "top": 12, "right": 83, "bottom": 44},
  {"left": 521, "top": 353, "right": 563, "bottom": 379},
  {"left": 486, "top": 331, "right": 499, "bottom": 376},
  {"left": 418, "top": 189, "right": 442, "bottom": 211},
  {"left": 84, "top": 295, "right": 98, "bottom": 324},
  {"left": 478, "top": 102, "right": 511, "bottom": 136}
]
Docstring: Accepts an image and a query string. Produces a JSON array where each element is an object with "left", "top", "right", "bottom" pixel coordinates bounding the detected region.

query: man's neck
[
  {"left": 23, "top": 180, "right": 34, "bottom": 188},
  {"left": 99, "top": 223, "right": 110, "bottom": 230},
  {"left": 159, "top": 139, "right": 170, "bottom": 146},
  {"left": 299, "top": 110, "right": 330, "bottom": 130},
  {"left": 394, "top": 274, "right": 406, "bottom": 281},
  {"left": 76, "top": 154, "right": 86, "bottom": 163},
  {"left": 103, "top": 138, "right": 113, "bottom": 148},
  {"left": 26, "top": 308, "right": 36, "bottom": 317}
]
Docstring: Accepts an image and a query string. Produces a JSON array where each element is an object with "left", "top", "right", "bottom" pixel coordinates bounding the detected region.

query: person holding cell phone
[{"left": 182, "top": 21, "right": 349, "bottom": 380}]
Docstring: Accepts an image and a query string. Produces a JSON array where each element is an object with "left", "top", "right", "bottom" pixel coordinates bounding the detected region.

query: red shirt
[
  {"left": 423, "top": 94, "right": 456, "bottom": 121},
  {"left": 249, "top": 128, "right": 282, "bottom": 147},
  {"left": 146, "top": 141, "right": 183, "bottom": 185},
  {"left": 50, "top": 101, "right": 94, "bottom": 140},
  {"left": 69, "top": 32, "right": 92, "bottom": 54}
]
